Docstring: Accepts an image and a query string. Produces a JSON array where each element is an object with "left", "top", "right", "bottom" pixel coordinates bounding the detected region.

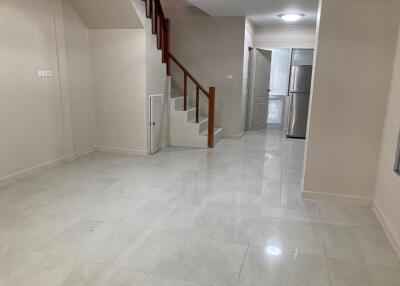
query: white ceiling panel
[
  {"left": 185, "top": 0, "right": 319, "bottom": 26},
  {"left": 68, "top": 0, "right": 143, "bottom": 29}
]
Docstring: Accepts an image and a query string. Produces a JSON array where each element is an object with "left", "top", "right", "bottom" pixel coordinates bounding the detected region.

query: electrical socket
[{"left": 37, "top": 70, "right": 53, "bottom": 78}]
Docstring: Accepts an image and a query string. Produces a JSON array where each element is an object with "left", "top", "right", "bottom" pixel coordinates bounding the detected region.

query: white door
[
  {"left": 252, "top": 49, "right": 272, "bottom": 130},
  {"left": 245, "top": 48, "right": 254, "bottom": 130},
  {"left": 150, "top": 95, "right": 163, "bottom": 154}
]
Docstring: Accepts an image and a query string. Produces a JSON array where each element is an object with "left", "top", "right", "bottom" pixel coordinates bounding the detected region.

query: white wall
[
  {"left": 241, "top": 18, "right": 256, "bottom": 133},
  {"left": 303, "top": 0, "right": 399, "bottom": 204},
  {"left": 63, "top": 0, "right": 96, "bottom": 155},
  {"left": 0, "top": 0, "right": 75, "bottom": 185},
  {"left": 374, "top": 27, "right": 400, "bottom": 257},
  {"left": 89, "top": 29, "right": 148, "bottom": 155},
  {"left": 0, "top": 0, "right": 153, "bottom": 186},
  {"left": 255, "top": 24, "right": 316, "bottom": 49},
  {"left": 145, "top": 20, "right": 168, "bottom": 98}
]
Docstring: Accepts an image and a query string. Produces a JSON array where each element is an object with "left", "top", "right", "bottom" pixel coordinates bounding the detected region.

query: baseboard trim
[
  {"left": 74, "top": 146, "right": 96, "bottom": 159},
  {"left": 95, "top": 145, "right": 148, "bottom": 156},
  {"left": 302, "top": 190, "right": 373, "bottom": 206},
  {"left": 0, "top": 155, "right": 70, "bottom": 188},
  {"left": 372, "top": 200, "right": 400, "bottom": 259},
  {"left": 169, "top": 139, "right": 207, "bottom": 149},
  {"left": 223, "top": 133, "right": 244, "bottom": 139}
]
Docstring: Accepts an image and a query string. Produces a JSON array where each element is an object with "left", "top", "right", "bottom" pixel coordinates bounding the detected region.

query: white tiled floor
[{"left": 0, "top": 129, "right": 399, "bottom": 286}]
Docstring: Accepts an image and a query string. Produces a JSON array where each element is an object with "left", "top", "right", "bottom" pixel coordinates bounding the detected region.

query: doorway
[
  {"left": 246, "top": 48, "right": 315, "bottom": 136},
  {"left": 267, "top": 48, "right": 291, "bottom": 130},
  {"left": 246, "top": 48, "right": 272, "bottom": 130}
]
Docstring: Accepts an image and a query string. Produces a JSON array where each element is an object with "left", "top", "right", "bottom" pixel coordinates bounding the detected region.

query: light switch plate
[{"left": 227, "top": 74, "right": 234, "bottom": 80}]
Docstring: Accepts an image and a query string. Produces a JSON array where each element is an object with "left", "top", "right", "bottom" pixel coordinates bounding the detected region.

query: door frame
[
  {"left": 149, "top": 94, "right": 164, "bottom": 155},
  {"left": 248, "top": 48, "right": 272, "bottom": 130},
  {"left": 245, "top": 47, "right": 255, "bottom": 130}
]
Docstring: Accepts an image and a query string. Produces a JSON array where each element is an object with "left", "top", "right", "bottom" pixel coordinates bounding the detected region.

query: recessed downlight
[{"left": 278, "top": 13, "right": 305, "bottom": 22}]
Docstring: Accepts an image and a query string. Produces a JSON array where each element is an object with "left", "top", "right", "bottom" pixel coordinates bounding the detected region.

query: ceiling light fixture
[{"left": 278, "top": 13, "right": 305, "bottom": 22}]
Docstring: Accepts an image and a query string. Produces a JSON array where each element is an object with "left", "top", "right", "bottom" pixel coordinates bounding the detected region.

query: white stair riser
[
  {"left": 198, "top": 120, "right": 208, "bottom": 134},
  {"left": 170, "top": 97, "right": 222, "bottom": 149},
  {"left": 174, "top": 97, "right": 184, "bottom": 110},
  {"left": 214, "top": 129, "right": 223, "bottom": 145},
  {"left": 187, "top": 108, "right": 196, "bottom": 122}
]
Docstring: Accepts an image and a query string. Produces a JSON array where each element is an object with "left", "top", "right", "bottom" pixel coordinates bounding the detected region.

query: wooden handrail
[
  {"left": 184, "top": 73, "right": 188, "bottom": 111},
  {"left": 142, "top": 0, "right": 216, "bottom": 148},
  {"left": 196, "top": 86, "right": 200, "bottom": 123},
  {"left": 155, "top": 0, "right": 168, "bottom": 31},
  {"left": 168, "top": 53, "right": 209, "bottom": 97}
]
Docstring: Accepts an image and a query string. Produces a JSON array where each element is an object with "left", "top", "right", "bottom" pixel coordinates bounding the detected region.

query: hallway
[{"left": 0, "top": 130, "right": 399, "bottom": 285}]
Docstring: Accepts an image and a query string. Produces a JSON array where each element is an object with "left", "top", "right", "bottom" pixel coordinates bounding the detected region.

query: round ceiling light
[{"left": 278, "top": 13, "right": 305, "bottom": 22}]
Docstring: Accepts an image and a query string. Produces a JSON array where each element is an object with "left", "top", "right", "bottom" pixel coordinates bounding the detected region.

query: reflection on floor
[{"left": 0, "top": 129, "right": 399, "bottom": 286}]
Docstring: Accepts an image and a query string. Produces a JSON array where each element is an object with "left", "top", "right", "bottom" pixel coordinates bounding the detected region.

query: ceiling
[
  {"left": 68, "top": 0, "right": 143, "bottom": 29},
  {"left": 184, "top": 0, "right": 319, "bottom": 26}
]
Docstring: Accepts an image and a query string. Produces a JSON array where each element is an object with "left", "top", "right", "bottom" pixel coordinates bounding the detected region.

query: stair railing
[{"left": 142, "top": 0, "right": 216, "bottom": 148}]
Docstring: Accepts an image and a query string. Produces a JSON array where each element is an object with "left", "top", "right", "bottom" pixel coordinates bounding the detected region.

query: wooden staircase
[{"left": 142, "top": 0, "right": 218, "bottom": 148}]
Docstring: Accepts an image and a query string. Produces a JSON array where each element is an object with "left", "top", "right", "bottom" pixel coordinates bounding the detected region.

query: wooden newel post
[
  {"left": 208, "top": 87, "right": 216, "bottom": 148},
  {"left": 184, "top": 73, "right": 188, "bottom": 111},
  {"left": 196, "top": 86, "right": 200, "bottom": 123}
]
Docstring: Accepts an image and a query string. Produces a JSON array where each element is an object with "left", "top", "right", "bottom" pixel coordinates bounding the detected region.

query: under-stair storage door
[{"left": 150, "top": 95, "right": 163, "bottom": 154}]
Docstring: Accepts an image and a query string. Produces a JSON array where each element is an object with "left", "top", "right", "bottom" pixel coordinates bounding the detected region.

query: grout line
[
  {"left": 237, "top": 245, "right": 250, "bottom": 283},
  {"left": 325, "top": 258, "right": 333, "bottom": 286},
  {"left": 320, "top": 206, "right": 333, "bottom": 286}
]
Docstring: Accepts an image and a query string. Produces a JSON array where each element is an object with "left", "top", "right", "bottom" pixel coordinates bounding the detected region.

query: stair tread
[
  {"left": 189, "top": 117, "right": 208, "bottom": 124},
  {"left": 201, "top": 128, "right": 223, "bottom": 136}
]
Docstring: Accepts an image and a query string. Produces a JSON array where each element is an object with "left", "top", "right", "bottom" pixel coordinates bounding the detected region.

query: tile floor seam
[
  {"left": 236, "top": 245, "right": 250, "bottom": 284},
  {"left": 325, "top": 255, "right": 334, "bottom": 286}
]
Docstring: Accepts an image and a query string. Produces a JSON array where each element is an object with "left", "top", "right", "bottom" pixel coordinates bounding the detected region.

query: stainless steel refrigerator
[{"left": 287, "top": 65, "right": 313, "bottom": 139}]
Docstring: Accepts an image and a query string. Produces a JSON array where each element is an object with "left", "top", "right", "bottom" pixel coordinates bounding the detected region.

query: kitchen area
[
  {"left": 245, "top": 47, "right": 314, "bottom": 139},
  {"left": 268, "top": 48, "right": 314, "bottom": 139}
]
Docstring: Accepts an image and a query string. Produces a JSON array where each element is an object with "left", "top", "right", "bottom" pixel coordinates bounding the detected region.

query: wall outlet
[
  {"left": 37, "top": 70, "right": 53, "bottom": 77},
  {"left": 37, "top": 70, "right": 47, "bottom": 77},
  {"left": 226, "top": 74, "right": 234, "bottom": 80}
]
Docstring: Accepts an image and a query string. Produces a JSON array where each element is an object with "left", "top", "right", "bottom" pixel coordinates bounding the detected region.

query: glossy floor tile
[
  {"left": 0, "top": 129, "right": 399, "bottom": 286},
  {"left": 239, "top": 247, "right": 330, "bottom": 286},
  {"left": 251, "top": 217, "right": 325, "bottom": 256},
  {"left": 7, "top": 253, "right": 148, "bottom": 286},
  {"left": 322, "top": 224, "right": 400, "bottom": 268},
  {"left": 154, "top": 237, "right": 247, "bottom": 286},
  {"left": 144, "top": 276, "right": 204, "bottom": 286},
  {"left": 328, "top": 259, "right": 400, "bottom": 286}
]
